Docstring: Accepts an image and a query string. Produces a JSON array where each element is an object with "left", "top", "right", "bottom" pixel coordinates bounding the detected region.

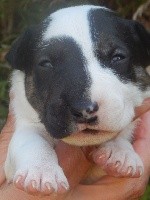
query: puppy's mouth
[
  {"left": 61, "top": 127, "right": 118, "bottom": 146},
  {"left": 82, "top": 128, "right": 100, "bottom": 135}
]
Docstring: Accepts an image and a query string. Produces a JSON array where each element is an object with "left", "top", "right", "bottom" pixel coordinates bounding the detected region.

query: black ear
[
  {"left": 5, "top": 26, "right": 36, "bottom": 71},
  {"left": 134, "top": 22, "right": 150, "bottom": 66}
]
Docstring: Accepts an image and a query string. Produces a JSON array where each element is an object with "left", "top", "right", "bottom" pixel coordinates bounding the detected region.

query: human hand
[{"left": 0, "top": 99, "right": 150, "bottom": 200}]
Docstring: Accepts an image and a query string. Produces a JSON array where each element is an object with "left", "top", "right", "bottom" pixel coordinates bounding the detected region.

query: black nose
[
  {"left": 71, "top": 102, "right": 99, "bottom": 124},
  {"left": 85, "top": 102, "right": 99, "bottom": 114}
]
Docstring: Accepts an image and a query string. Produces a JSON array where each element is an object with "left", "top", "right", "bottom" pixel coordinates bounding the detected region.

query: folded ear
[
  {"left": 134, "top": 21, "right": 150, "bottom": 66},
  {"left": 5, "top": 26, "right": 36, "bottom": 71}
]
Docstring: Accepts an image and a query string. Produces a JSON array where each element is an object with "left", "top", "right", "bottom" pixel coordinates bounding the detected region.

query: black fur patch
[
  {"left": 88, "top": 9, "right": 150, "bottom": 83},
  {"left": 25, "top": 37, "right": 91, "bottom": 138}
]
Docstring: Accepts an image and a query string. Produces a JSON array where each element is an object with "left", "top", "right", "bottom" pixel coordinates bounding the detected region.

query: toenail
[
  {"left": 61, "top": 182, "right": 69, "bottom": 190},
  {"left": 45, "top": 182, "right": 52, "bottom": 191},
  {"left": 98, "top": 154, "right": 106, "bottom": 159},
  {"left": 131, "top": 170, "right": 136, "bottom": 177},
  {"left": 138, "top": 167, "right": 143, "bottom": 176},
  {"left": 16, "top": 176, "right": 22, "bottom": 184},
  {"left": 31, "top": 180, "right": 37, "bottom": 189},
  {"left": 115, "top": 161, "right": 121, "bottom": 168},
  {"left": 127, "top": 166, "right": 132, "bottom": 175}
]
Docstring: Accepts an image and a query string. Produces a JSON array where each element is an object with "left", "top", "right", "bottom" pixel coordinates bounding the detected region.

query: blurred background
[{"left": 0, "top": 0, "right": 150, "bottom": 198}]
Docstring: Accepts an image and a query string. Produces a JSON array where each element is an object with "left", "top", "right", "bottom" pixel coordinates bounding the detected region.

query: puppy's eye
[
  {"left": 39, "top": 60, "right": 53, "bottom": 68},
  {"left": 111, "top": 54, "right": 125, "bottom": 63}
]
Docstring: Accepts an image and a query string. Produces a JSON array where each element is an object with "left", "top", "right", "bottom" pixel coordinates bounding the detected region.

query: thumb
[
  {"left": 0, "top": 110, "right": 15, "bottom": 186},
  {"left": 133, "top": 110, "right": 150, "bottom": 174}
]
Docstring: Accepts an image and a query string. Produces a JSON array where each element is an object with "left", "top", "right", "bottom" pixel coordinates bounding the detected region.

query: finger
[
  {"left": 134, "top": 98, "right": 150, "bottom": 119},
  {"left": 0, "top": 90, "right": 15, "bottom": 136},
  {"left": 0, "top": 110, "right": 14, "bottom": 163},
  {"left": 0, "top": 98, "right": 15, "bottom": 185},
  {"left": 134, "top": 109, "right": 150, "bottom": 139},
  {"left": 0, "top": 166, "right": 6, "bottom": 185},
  {"left": 0, "top": 111, "right": 14, "bottom": 136},
  {"left": 133, "top": 110, "right": 150, "bottom": 174},
  {"left": 69, "top": 174, "right": 149, "bottom": 200}
]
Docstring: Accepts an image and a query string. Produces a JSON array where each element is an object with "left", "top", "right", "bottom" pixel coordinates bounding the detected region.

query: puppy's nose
[
  {"left": 85, "top": 102, "right": 99, "bottom": 114},
  {"left": 71, "top": 102, "right": 99, "bottom": 124}
]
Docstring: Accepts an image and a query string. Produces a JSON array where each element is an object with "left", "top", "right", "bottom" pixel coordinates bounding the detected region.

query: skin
[{"left": 0, "top": 98, "right": 150, "bottom": 200}]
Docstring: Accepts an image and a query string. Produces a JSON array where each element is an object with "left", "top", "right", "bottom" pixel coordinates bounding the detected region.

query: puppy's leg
[
  {"left": 93, "top": 122, "right": 144, "bottom": 177},
  {"left": 4, "top": 125, "right": 69, "bottom": 194}
]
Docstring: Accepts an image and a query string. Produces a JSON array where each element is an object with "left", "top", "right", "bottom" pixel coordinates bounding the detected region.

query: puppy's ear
[
  {"left": 6, "top": 26, "right": 36, "bottom": 71},
  {"left": 134, "top": 22, "right": 150, "bottom": 66}
]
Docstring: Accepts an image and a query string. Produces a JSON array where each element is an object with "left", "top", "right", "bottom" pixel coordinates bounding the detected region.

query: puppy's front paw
[
  {"left": 93, "top": 140, "right": 144, "bottom": 177},
  {"left": 12, "top": 164, "right": 69, "bottom": 195}
]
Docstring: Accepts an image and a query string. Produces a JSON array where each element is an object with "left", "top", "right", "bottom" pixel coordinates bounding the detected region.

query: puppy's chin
[{"left": 61, "top": 129, "right": 119, "bottom": 146}]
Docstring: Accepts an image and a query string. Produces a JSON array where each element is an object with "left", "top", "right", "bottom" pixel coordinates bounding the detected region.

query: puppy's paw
[
  {"left": 93, "top": 140, "right": 144, "bottom": 177},
  {"left": 12, "top": 164, "right": 69, "bottom": 195}
]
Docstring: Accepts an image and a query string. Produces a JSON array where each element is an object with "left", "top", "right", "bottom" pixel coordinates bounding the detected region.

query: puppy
[{"left": 5, "top": 5, "right": 150, "bottom": 194}]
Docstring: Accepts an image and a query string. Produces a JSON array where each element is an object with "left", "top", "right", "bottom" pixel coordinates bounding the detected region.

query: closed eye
[
  {"left": 111, "top": 53, "right": 126, "bottom": 64},
  {"left": 39, "top": 60, "right": 53, "bottom": 68}
]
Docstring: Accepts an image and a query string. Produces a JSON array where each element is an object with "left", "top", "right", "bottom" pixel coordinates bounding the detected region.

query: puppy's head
[{"left": 6, "top": 5, "right": 150, "bottom": 140}]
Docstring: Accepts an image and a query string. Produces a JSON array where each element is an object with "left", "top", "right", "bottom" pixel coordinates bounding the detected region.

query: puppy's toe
[
  {"left": 93, "top": 147, "right": 112, "bottom": 166},
  {"left": 14, "top": 171, "right": 28, "bottom": 191}
]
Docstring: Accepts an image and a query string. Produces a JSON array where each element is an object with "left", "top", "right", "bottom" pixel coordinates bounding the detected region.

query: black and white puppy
[{"left": 5, "top": 5, "right": 150, "bottom": 194}]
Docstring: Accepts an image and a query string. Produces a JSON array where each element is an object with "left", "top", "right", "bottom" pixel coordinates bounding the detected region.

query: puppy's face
[{"left": 6, "top": 6, "right": 150, "bottom": 139}]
